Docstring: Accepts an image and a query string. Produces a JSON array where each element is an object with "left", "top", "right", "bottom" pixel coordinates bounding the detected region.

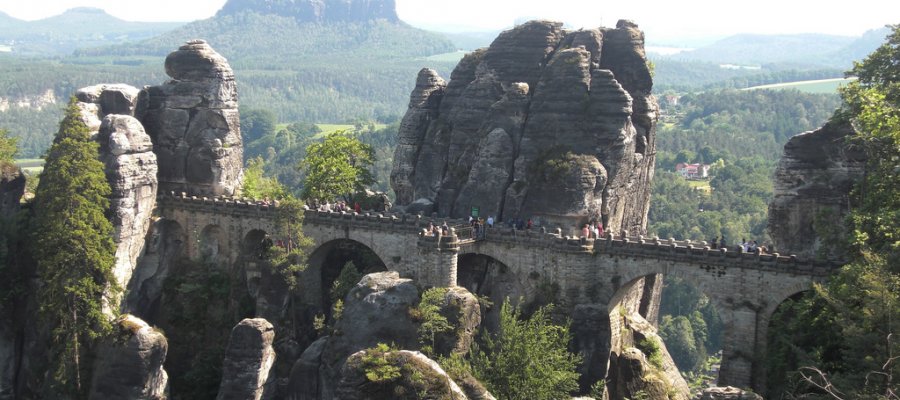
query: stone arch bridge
[{"left": 155, "top": 193, "right": 840, "bottom": 392}]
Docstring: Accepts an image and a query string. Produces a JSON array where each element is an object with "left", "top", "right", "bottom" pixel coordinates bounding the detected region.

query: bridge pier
[{"left": 718, "top": 308, "right": 763, "bottom": 391}]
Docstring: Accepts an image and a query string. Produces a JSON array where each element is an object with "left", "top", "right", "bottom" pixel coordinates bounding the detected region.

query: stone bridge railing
[
  {"left": 156, "top": 193, "right": 843, "bottom": 275},
  {"left": 156, "top": 192, "right": 278, "bottom": 218}
]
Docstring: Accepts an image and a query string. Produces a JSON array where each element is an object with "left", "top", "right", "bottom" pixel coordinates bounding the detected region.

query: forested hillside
[{"left": 648, "top": 89, "right": 843, "bottom": 387}]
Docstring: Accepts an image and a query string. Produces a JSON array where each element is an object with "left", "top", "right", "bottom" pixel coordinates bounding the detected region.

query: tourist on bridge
[
  {"left": 582, "top": 224, "right": 591, "bottom": 239},
  {"left": 487, "top": 215, "right": 494, "bottom": 228}
]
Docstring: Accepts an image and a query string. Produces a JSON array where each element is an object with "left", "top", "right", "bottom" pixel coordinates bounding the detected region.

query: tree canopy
[
  {"left": 0, "top": 128, "right": 17, "bottom": 164},
  {"left": 30, "top": 98, "right": 117, "bottom": 395},
  {"left": 298, "top": 131, "right": 375, "bottom": 202}
]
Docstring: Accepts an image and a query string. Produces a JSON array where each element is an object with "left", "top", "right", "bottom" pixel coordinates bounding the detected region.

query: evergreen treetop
[{"left": 31, "top": 97, "right": 117, "bottom": 396}]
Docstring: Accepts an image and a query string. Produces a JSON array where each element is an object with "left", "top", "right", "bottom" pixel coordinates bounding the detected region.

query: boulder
[
  {"left": 433, "top": 286, "right": 481, "bottom": 356},
  {"left": 89, "top": 315, "right": 168, "bottom": 400},
  {"left": 76, "top": 84, "right": 141, "bottom": 117},
  {"left": 217, "top": 318, "right": 277, "bottom": 400},
  {"left": 336, "top": 349, "right": 468, "bottom": 400},
  {"left": 390, "top": 20, "right": 658, "bottom": 235},
  {"left": 288, "top": 273, "right": 487, "bottom": 400},
  {"left": 768, "top": 120, "right": 866, "bottom": 259},
  {"left": 700, "top": 386, "right": 764, "bottom": 400},
  {"left": 608, "top": 347, "right": 671, "bottom": 400},
  {"left": 136, "top": 40, "right": 243, "bottom": 197}
]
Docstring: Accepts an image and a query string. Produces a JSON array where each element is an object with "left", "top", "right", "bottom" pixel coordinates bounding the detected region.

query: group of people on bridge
[{"left": 315, "top": 200, "right": 362, "bottom": 214}]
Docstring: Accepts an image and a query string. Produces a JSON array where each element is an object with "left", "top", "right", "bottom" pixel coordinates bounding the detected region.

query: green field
[
  {"left": 743, "top": 78, "right": 857, "bottom": 94},
  {"left": 424, "top": 51, "right": 468, "bottom": 63},
  {"left": 14, "top": 159, "right": 44, "bottom": 174}
]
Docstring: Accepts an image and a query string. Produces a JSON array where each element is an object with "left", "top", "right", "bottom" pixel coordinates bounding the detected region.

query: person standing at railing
[{"left": 487, "top": 215, "right": 494, "bottom": 228}]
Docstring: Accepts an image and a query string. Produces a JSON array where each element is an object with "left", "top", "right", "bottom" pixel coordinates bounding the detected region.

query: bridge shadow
[{"left": 303, "top": 239, "right": 388, "bottom": 318}]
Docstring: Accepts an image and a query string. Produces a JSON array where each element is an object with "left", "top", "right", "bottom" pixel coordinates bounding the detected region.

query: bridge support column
[
  {"left": 718, "top": 308, "right": 761, "bottom": 390},
  {"left": 438, "top": 246, "right": 459, "bottom": 287}
]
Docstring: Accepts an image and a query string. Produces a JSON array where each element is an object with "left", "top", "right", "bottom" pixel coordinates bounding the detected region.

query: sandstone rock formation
[
  {"left": 218, "top": 318, "right": 277, "bottom": 400},
  {"left": 700, "top": 386, "right": 764, "bottom": 400},
  {"left": 97, "top": 115, "right": 159, "bottom": 294},
  {"left": 337, "top": 349, "right": 469, "bottom": 400},
  {"left": 0, "top": 165, "right": 24, "bottom": 218},
  {"left": 217, "top": 0, "right": 399, "bottom": 23},
  {"left": 768, "top": 120, "right": 866, "bottom": 259},
  {"left": 288, "top": 272, "right": 484, "bottom": 400},
  {"left": 75, "top": 87, "right": 160, "bottom": 301},
  {"left": 391, "top": 20, "right": 657, "bottom": 234},
  {"left": 89, "top": 315, "right": 168, "bottom": 400},
  {"left": 136, "top": 39, "right": 243, "bottom": 197}
]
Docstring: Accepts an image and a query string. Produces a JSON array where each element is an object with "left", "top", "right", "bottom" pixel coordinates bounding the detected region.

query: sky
[{"left": 1, "top": 0, "right": 897, "bottom": 42}]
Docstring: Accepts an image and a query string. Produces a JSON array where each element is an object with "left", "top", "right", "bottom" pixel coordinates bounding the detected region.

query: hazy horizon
[{"left": 1, "top": 0, "right": 897, "bottom": 44}]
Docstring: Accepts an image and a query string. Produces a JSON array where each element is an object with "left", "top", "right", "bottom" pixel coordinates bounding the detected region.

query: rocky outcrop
[
  {"left": 74, "top": 85, "right": 159, "bottom": 307},
  {"left": 96, "top": 115, "right": 159, "bottom": 295},
  {"left": 288, "top": 272, "right": 485, "bottom": 400},
  {"left": 136, "top": 40, "right": 243, "bottom": 197},
  {"left": 89, "top": 315, "right": 168, "bottom": 400},
  {"left": 337, "top": 349, "right": 468, "bottom": 400},
  {"left": 768, "top": 120, "right": 865, "bottom": 259},
  {"left": 217, "top": 318, "right": 277, "bottom": 400},
  {"left": 217, "top": 0, "right": 400, "bottom": 23},
  {"left": 700, "top": 386, "right": 764, "bottom": 400},
  {"left": 0, "top": 165, "right": 24, "bottom": 218},
  {"left": 391, "top": 20, "right": 658, "bottom": 234}
]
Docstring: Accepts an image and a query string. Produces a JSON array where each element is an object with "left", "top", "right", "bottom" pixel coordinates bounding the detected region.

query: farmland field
[{"left": 742, "top": 77, "right": 856, "bottom": 94}]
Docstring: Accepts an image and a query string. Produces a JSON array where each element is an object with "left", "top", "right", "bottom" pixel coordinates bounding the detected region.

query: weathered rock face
[
  {"left": 391, "top": 19, "right": 657, "bottom": 234},
  {"left": 217, "top": 0, "right": 399, "bottom": 23},
  {"left": 89, "top": 315, "right": 168, "bottom": 400},
  {"left": 97, "top": 115, "right": 159, "bottom": 295},
  {"left": 136, "top": 40, "right": 243, "bottom": 197},
  {"left": 604, "top": 276, "right": 690, "bottom": 400},
  {"left": 0, "top": 166, "right": 24, "bottom": 219},
  {"left": 700, "top": 386, "right": 764, "bottom": 400},
  {"left": 288, "top": 272, "right": 484, "bottom": 400},
  {"left": 75, "top": 86, "right": 159, "bottom": 306},
  {"left": 217, "top": 318, "right": 277, "bottom": 400},
  {"left": 337, "top": 350, "right": 469, "bottom": 400},
  {"left": 768, "top": 120, "right": 866, "bottom": 259}
]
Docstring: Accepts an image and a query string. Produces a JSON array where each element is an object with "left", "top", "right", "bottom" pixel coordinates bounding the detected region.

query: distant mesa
[{"left": 217, "top": 0, "right": 400, "bottom": 23}]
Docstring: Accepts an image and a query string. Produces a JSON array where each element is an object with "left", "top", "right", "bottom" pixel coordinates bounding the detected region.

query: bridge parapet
[
  {"left": 157, "top": 191, "right": 277, "bottom": 218},
  {"left": 591, "top": 235, "right": 840, "bottom": 276}
]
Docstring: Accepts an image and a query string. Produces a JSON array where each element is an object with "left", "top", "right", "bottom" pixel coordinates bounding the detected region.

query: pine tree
[{"left": 30, "top": 98, "right": 117, "bottom": 396}]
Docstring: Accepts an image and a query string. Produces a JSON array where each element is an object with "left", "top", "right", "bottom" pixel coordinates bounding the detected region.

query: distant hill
[
  {"left": 669, "top": 30, "right": 885, "bottom": 69},
  {"left": 0, "top": 7, "right": 185, "bottom": 56},
  {"left": 0, "top": 0, "right": 459, "bottom": 157},
  {"left": 217, "top": 0, "right": 399, "bottom": 23}
]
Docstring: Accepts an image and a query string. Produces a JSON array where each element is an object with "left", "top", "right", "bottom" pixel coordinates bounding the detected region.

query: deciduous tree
[{"left": 298, "top": 131, "right": 375, "bottom": 202}]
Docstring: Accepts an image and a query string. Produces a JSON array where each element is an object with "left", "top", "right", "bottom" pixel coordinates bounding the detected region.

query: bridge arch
[
  {"left": 301, "top": 238, "right": 388, "bottom": 314},
  {"left": 198, "top": 224, "right": 226, "bottom": 265}
]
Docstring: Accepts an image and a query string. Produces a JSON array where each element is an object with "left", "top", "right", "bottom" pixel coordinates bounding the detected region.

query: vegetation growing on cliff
[
  {"left": 470, "top": 299, "right": 581, "bottom": 400},
  {"left": 30, "top": 99, "right": 117, "bottom": 396},
  {"left": 766, "top": 25, "right": 900, "bottom": 399}
]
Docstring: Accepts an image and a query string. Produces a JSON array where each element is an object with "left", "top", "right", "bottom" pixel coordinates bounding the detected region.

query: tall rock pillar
[{"left": 137, "top": 40, "right": 244, "bottom": 197}]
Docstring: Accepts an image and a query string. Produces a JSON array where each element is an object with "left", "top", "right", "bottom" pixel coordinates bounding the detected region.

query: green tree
[
  {"left": 242, "top": 156, "right": 288, "bottom": 200},
  {"left": 470, "top": 298, "right": 581, "bottom": 400},
  {"left": 298, "top": 131, "right": 375, "bottom": 202},
  {"left": 0, "top": 128, "right": 17, "bottom": 164},
  {"left": 30, "top": 98, "right": 117, "bottom": 395},
  {"left": 240, "top": 107, "right": 277, "bottom": 143},
  {"left": 266, "top": 196, "right": 313, "bottom": 290},
  {"left": 767, "top": 25, "right": 900, "bottom": 399}
]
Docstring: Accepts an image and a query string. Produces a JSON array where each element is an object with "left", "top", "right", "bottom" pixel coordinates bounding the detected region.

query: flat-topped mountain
[{"left": 217, "top": 0, "right": 399, "bottom": 23}]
